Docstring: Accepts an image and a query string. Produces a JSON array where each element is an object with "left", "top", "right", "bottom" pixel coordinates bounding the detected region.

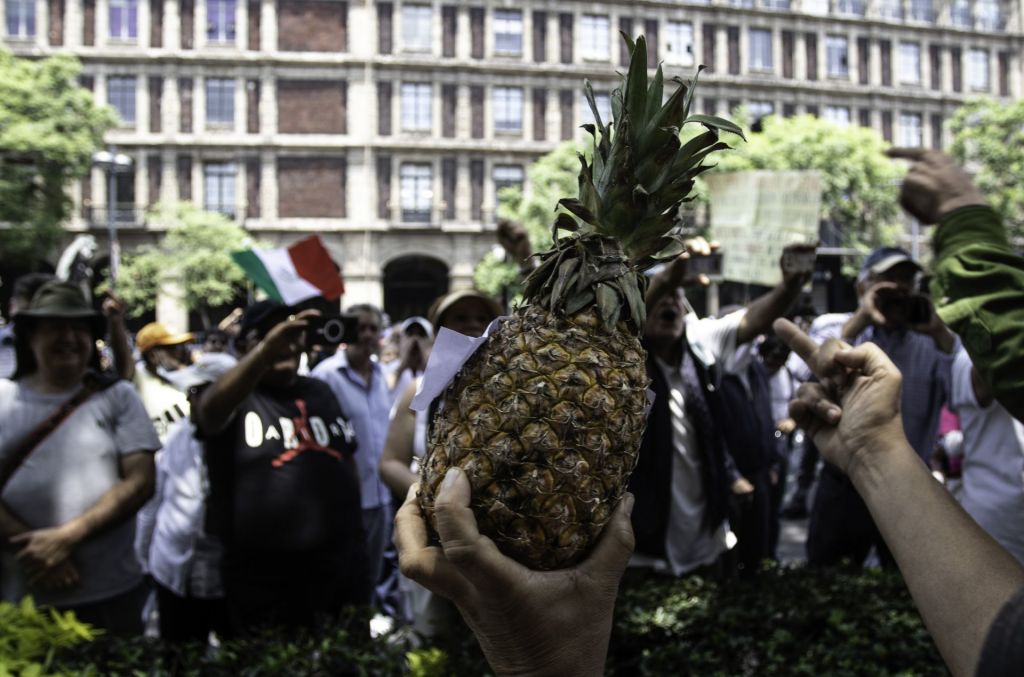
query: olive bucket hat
[{"left": 14, "top": 281, "right": 105, "bottom": 338}]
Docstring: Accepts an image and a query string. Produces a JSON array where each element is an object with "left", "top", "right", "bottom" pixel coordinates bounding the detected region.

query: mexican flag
[{"left": 232, "top": 235, "right": 344, "bottom": 304}]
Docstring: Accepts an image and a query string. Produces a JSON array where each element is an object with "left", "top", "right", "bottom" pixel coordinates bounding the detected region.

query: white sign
[{"left": 706, "top": 171, "right": 823, "bottom": 286}]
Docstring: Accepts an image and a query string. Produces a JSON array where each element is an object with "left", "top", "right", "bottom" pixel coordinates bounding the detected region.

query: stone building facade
[{"left": 2, "top": 0, "right": 1022, "bottom": 321}]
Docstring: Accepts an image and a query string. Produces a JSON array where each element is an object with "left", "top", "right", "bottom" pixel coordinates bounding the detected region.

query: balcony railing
[{"left": 84, "top": 206, "right": 147, "bottom": 227}]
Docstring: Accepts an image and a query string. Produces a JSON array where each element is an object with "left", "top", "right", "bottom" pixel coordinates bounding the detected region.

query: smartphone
[
  {"left": 782, "top": 249, "right": 816, "bottom": 275},
  {"left": 907, "top": 295, "right": 932, "bottom": 325},
  {"left": 688, "top": 251, "right": 723, "bottom": 277},
  {"left": 306, "top": 314, "right": 359, "bottom": 347}
]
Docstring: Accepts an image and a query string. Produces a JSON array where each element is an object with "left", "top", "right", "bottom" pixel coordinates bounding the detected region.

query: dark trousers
[
  {"left": 728, "top": 469, "right": 774, "bottom": 576},
  {"left": 155, "top": 582, "right": 228, "bottom": 643},
  {"left": 222, "top": 545, "right": 372, "bottom": 637},
  {"left": 57, "top": 580, "right": 148, "bottom": 637},
  {"left": 807, "top": 464, "right": 895, "bottom": 568},
  {"left": 768, "top": 450, "right": 789, "bottom": 556}
]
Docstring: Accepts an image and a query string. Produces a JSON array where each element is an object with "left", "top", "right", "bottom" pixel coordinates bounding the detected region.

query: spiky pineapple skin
[{"left": 418, "top": 304, "right": 650, "bottom": 570}]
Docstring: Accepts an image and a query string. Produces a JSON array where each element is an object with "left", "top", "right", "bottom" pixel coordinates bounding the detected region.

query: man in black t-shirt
[{"left": 196, "top": 301, "right": 370, "bottom": 635}]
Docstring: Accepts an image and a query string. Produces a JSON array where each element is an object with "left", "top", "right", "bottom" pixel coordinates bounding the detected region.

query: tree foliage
[
  {"left": 948, "top": 97, "right": 1024, "bottom": 243},
  {"left": 117, "top": 203, "right": 260, "bottom": 323},
  {"left": 0, "top": 50, "right": 116, "bottom": 264},
  {"left": 713, "top": 114, "right": 905, "bottom": 251}
]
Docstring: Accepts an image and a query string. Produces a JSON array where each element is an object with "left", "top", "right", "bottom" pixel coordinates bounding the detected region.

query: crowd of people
[{"left": 1, "top": 149, "right": 1023, "bottom": 675}]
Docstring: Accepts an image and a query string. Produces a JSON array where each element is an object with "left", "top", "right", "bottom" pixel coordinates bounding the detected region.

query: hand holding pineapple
[{"left": 396, "top": 468, "right": 635, "bottom": 677}]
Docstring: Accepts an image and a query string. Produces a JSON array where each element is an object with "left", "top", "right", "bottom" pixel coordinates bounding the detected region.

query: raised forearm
[
  {"left": 852, "top": 442, "right": 1024, "bottom": 677},
  {"left": 737, "top": 280, "right": 803, "bottom": 345},
  {"left": 197, "top": 343, "right": 270, "bottom": 435},
  {"left": 108, "top": 316, "right": 135, "bottom": 381}
]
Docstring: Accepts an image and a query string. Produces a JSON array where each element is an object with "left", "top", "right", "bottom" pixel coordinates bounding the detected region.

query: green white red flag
[{"left": 232, "top": 235, "right": 343, "bottom": 304}]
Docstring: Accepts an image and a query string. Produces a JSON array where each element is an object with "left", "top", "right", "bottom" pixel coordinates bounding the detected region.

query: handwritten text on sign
[{"left": 706, "top": 171, "right": 823, "bottom": 286}]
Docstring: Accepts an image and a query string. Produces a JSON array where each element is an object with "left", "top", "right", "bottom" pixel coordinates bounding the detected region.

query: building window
[
  {"left": 401, "top": 4, "right": 432, "bottom": 51},
  {"left": 204, "top": 162, "right": 236, "bottom": 217},
  {"left": 205, "top": 78, "right": 235, "bottom": 125},
  {"left": 108, "top": 76, "right": 137, "bottom": 125},
  {"left": 975, "top": 0, "right": 1004, "bottom": 31},
  {"left": 824, "top": 106, "right": 851, "bottom": 126},
  {"left": 5, "top": 0, "right": 34, "bottom": 37},
  {"left": 909, "top": 0, "right": 934, "bottom": 22},
  {"left": 748, "top": 29, "right": 773, "bottom": 71},
  {"left": 493, "top": 86, "right": 523, "bottom": 133},
  {"left": 898, "top": 113, "right": 922, "bottom": 147},
  {"left": 493, "top": 165, "right": 524, "bottom": 208},
  {"left": 493, "top": 9, "right": 522, "bottom": 55},
  {"left": 207, "top": 0, "right": 236, "bottom": 43},
  {"left": 401, "top": 83, "right": 432, "bottom": 131},
  {"left": 580, "top": 14, "right": 610, "bottom": 61},
  {"left": 950, "top": 0, "right": 972, "bottom": 27},
  {"left": 748, "top": 100, "right": 774, "bottom": 121},
  {"left": 878, "top": 0, "right": 903, "bottom": 19},
  {"left": 400, "top": 163, "right": 432, "bottom": 222},
  {"left": 899, "top": 42, "right": 921, "bottom": 84},
  {"left": 580, "top": 92, "right": 611, "bottom": 125},
  {"left": 109, "top": 0, "right": 138, "bottom": 40},
  {"left": 761, "top": 0, "right": 791, "bottom": 9},
  {"left": 664, "top": 21, "right": 694, "bottom": 67},
  {"left": 968, "top": 49, "right": 991, "bottom": 90},
  {"left": 826, "top": 36, "right": 849, "bottom": 77},
  {"left": 802, "top": 0, "right": 828, "bottom": 14},
  {"left": 836, "top": 0, "right": 866, "bottom": 15}
]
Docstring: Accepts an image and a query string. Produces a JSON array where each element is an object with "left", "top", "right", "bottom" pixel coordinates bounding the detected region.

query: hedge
[{"left": 3, "top": 564, "right": 947, "bottom": 676}]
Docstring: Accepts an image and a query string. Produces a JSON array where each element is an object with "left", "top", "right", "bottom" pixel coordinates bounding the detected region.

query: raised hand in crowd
[
  {"left": 395, "top": 468, "right": 635, "bottom": 677},
  {"left": 101, "top": 292, "right": 135, "bottom": 381},
  {"left": 496, "top": 219, "right": 534, "bottom": 269},
  {"left": 886, "top": 148, "right": 988, "bottom": 223},
  {"left": 775, "top": 318, "right": 1024, "bottom": 677}
]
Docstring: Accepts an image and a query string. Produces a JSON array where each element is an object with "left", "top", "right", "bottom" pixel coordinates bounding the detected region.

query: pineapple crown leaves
[{"left": 524, "top": 33, "right": 744, "bottom": 334}]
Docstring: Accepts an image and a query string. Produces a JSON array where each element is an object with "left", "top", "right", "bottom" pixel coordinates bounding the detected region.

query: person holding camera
[
  {"left": 803, "top": 246, "right": 957, "bottom": 568},
  {"left": 195, "top": 300, "right": 370, "bottom": 635}
]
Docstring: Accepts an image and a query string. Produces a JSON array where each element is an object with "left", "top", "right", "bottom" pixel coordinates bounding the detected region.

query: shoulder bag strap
[{"left": 0, "top": 375, "right": 117, "bottom": 495}]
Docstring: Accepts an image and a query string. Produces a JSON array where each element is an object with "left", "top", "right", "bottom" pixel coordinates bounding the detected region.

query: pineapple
[{"left": 419, "top": 34, "right": 744, "bottom": 570}]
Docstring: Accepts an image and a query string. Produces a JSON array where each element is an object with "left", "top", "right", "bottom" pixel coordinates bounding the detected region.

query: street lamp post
[{"left": 91, "top": 148, "right": 134, "bottom": 291}]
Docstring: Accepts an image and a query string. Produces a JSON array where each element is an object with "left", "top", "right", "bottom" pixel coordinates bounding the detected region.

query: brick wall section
[
  {"left": 277, "top": 80, "right": 347, "bottom": 134},
  {"left": 82, "top": 0, "right": 95, "bottom": 45},
  {"left": 150, "top": 0, "right": 162, "bottom": 47},
  {"left": 48, "top": 0, "right": 64, "bottom": 45},
  {"left": 278, "top": 157, "right": 346, "bottom": 218},
  {"left": 279, "top": 1, "right": 347, "bottom": 52}
]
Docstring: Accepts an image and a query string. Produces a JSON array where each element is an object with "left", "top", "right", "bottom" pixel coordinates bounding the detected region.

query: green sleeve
[{"left": 930, "top": 206, "right": 1024, "bottom": 421}]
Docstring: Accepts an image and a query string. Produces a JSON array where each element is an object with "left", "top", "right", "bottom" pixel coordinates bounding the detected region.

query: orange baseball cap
[{"left": 136, "top": 322, "right": 194, "bottom": 353}]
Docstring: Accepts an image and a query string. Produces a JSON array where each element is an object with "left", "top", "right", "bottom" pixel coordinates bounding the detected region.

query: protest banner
[{"left": 705, "top": 171, "right": 822, "bottom": 286}]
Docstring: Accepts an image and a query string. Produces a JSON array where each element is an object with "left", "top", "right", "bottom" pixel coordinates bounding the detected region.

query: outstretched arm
[
  {"left": 736, "top": 243, "right": 816, "bottom": 345},
  {"left": 776, "top": 319, "right": 1024, "bottom": 677}
]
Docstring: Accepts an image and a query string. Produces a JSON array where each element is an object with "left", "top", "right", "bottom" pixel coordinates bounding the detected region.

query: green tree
[
  {"left": 474, "top": 141, "right": 582, "bottom": 298},
  {"left": 0, "top": 50, "right": 116, "bottom": 265},
  {"left": 948, "top": 98, "right": 1024, "bottom": 243},
  {"left": 117, "top": 203, "right": 261, "bottom": 326},
  {"left": 713, "top": 114, "right": 905, "bottom": 252}
]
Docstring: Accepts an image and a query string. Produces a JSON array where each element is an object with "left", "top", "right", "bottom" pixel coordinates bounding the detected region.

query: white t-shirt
[
  {"left": 631, "top": 309, "right": 744, "bottom": 576},
  {"left": 0, "top": 379, "right": 160, "bottom": 606},
  {"left": 949, "top": 348, "right": 1024, "bottom": 565},
  {"left": 133, "top": 366, "right": 190, "bottom": 443}
]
